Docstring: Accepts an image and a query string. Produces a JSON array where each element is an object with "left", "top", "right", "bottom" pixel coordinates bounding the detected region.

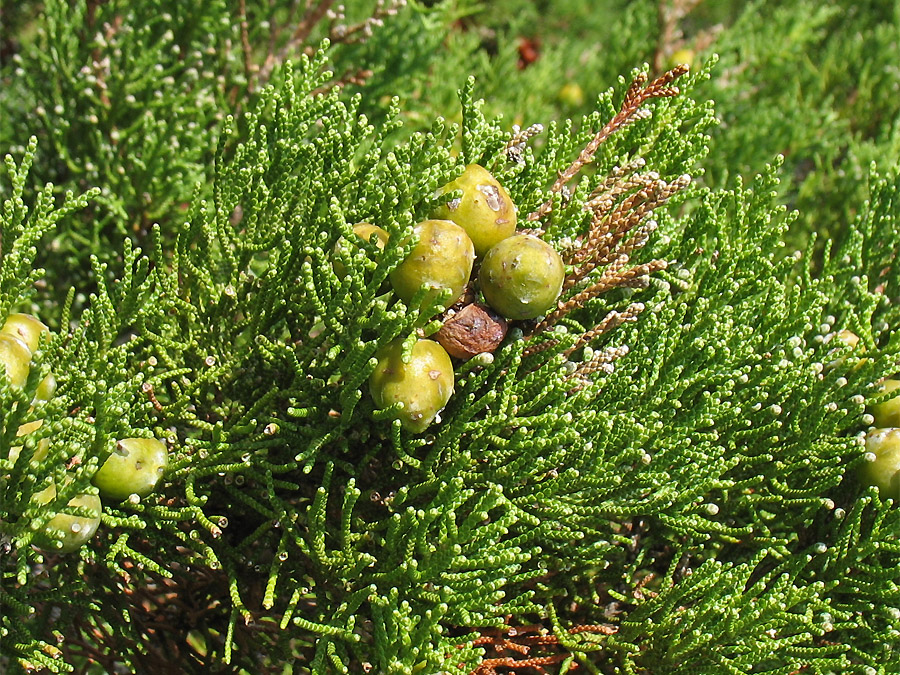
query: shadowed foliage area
[{"left": 2, "top": 2, "right": 900, "bottom": 673}]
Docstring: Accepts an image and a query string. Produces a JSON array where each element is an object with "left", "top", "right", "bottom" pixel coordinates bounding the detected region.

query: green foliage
[
  {"left": 3, "top": 2, "right": 900, "bottom": 674},
  {"left": 0, "top": 0, "right": 452, "bottom": 316}
]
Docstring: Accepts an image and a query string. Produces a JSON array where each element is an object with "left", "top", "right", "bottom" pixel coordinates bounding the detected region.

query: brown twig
[
  {"left": 527, "top": 65, "right": 689, "bottom": 223},
  {"left": 465, "top": 622, "right": 617, "bottom": 674},
  {"left": 258, "top": 0, "right": 335, "bottom": 85},
  {"left": 536, "top": 259, "right": 667, "bottom": 335},
  {"left": 653, "top": 0, "right": 704, "bottom": 72},
  {"left": 239, "top": 0, "right": 256, "bottom": 92},
  {"left": 562, "top": 304, "right": 645, "bottom": 360}
]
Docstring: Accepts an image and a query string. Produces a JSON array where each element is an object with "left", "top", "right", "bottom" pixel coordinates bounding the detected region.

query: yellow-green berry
[
  {"left": 860, "top": 427, "right": 900, "bottom": 500},
  {"left": 8, "top": 419, "right": 49, "bottom": 464},
  {"left": 667, "top": 48, "right": 695, "bottom": 70},
  {"left": 479, "top": 234, "right": 565, "bottom": 320},
  {"left": 369, "top": 338, "right": 454, "bottom": 433},
  {"left": 557, "top": 82, "right": 585, "bottom": 107},
  {"left": 389, "top": 220, "right": 475, "bottom": 312},
  {"left": 0, "top": 334, "right": 31, "bottom": 388},
  {"left": 92, "top": 437, "right": 169, "bottom": 501},
  {"left": 34, "top": 372, "right": 57, "bottom": 403},
  {"left": 2, "top": 313, "right": 49, "bottom": 354},
  {"left": 870, "top": 379, "right": 900, "bottom": 428},
  {"left": 825, "top": 329, "right": 866, "bottom": 370},
  {"left": 333, "top": 222, "right": 390, "bottom": 278},
  {"left": 433, "top": 164, "right": 517, "bottom": 256},
  {"left": 34, "top": 484, "right": 102, "bottom": 553}
]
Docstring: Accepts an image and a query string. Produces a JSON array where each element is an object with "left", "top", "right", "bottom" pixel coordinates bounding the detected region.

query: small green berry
[
  {"left": 34, "top": 484, "right": 102, "bottom": 553},
  {"left": 8, "top": 419, "right": 49, "bottom": 464},
  {"left": 433, "top": 164, "right": 517, "bottom": 256},
  {"left": 826, "top": 329, "right": 866, "bottom": 370},
  {"left": 34, "top": 372, "right": 57, "bottom": 403},
  {"left": 390, "top": 220, "right": 475, "bottom": 312},
  {"left": 333, "top": 222, "right": 390, "bottom": 278},
  {"left": 92, "top": 437, "right": 169, "bottom": 501},
  {"left": 667, "top": 48, "right": 695, "bottom": 70},
  {"left": 860, "top": 427, "right": 900, "bottom": 500},
  {"left": 1, "top": 313, "right": 49, "bottom": 354},
  {"left": 870, "top": 379, "right": 900, "bottom": 428},
  {"left": 479, "top": 234, "right": 565, "bottom": 320},
  {"left": 0, "top": 334, "right": 31, "bottom": 388},
  {"left": 557, "top": 82, "right": 585, "bottom": 107},
  {"left": 369, "top": 338, "right": 454, "bottom": 433}
]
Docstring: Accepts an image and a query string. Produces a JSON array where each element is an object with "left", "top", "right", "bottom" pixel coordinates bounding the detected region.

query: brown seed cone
[{"left": 435, "top": 303, "right": 508, "bottom": 360}]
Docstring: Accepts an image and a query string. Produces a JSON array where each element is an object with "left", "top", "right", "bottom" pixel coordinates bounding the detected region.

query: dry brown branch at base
[
  {"left": 581, "top": 157, "right": 648, "bottom": 212},
  {"left": 535, "top": 259, "right": 667, "bottom": 336},
  {"left": 566, "top": 173, "right": 690, "bottom": 286},
  {"left": 52, "top": 550, "right": 300, "bottom": 674},
  {"left": 653, "top": 0, "right": 705, "bottom": 72},
  {"left": 255, "top": 0, "right": 407, "bottom": 90},
  {"left": 239, "top": 0, "right": 256, "bottom": 91},
  {"left": 563, "top": 304, "right": 645, "bottom": 361},
  {"left": 465, "top": 623, "right": 617, "bottom": 675},
  {"left": 526, "top": 65, "right": 689, "bottom": 224}
]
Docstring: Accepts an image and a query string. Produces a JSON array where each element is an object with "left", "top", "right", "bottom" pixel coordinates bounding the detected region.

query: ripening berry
[
  {"left": 870, "top": 379, "right": 900, "bottom": 428},
  {"left": 333, "top": 222, "right": 390, "bottom": 278},
  {"left": 34, "top": 484, "right": 102, "bottom": 553},
  {"left": 433, "top": 164, "right": 517, "bottom": 256},
  {"left": 7, "top": 419, "right": 49, "bottom": 464},
  {"left": 479, "top": 234, "right": 565, "bottom": 320},
  {"left": 667, "top": 48, "right": 695, "bottom": 70},
  {"left": 557, "top": 82, "right": 585, "bottom": 107},
  {"left": 825, "top": 329, "right": 866, "bottom": 370},
  {"left": 389, "top": 220, "right": 475, "bottom": 311},
  {"left": 369, "top": 338, "right": 454, "bottom": 432},
  {"left": 92, "top": 437, "right": 169, "bottom": 501},
  {"left": 34, "top": 372, "right": 57, "bottom": 403},
  {"left": 1, "top": 313, "right": 49, "bottom": 354},
  {"left": 860, "top": 427, "right": 900, "bottom": 500},
  {"left": 0, "top": 334, "right": 31, "bottom": 388}
]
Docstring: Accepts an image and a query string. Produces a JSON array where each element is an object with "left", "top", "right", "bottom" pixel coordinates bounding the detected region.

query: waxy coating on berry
[
  {"left": 92, "top": 437, "right": 169, "bottom": 501},
  {"left": 389, "top": 220, "right": 475, "bottom": 312},
  {"left": 369, "top": 338, "right": 454, "bottom": 433},
  {"left": 433, "top": 164, "right": 517, "bottom": 256},
  {"left": 479, "top": 234, "right": 565, "bottom": 320},
  {"left": 860, "top": 427, "right": 900, "bottom": 500},
  {"left": 0, "top": 333, "right": 31, "bottom": 388},
  {"left": 34, "top": 484, "right": 102, "bottom": 553},
  {"left": 333, "top": 222, "right": 390, "bottom": 278},
  {"left": 1, "top": 313, "right": 50, "bottom": 354},
  {"left": 870, "top": 379, "right": 900, "bottom": 428}
]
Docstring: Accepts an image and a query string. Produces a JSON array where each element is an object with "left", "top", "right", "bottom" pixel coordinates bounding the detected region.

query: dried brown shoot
[
  {"left": 653, "top": 0, "right": 722, "bottom": 73},
  {"left": 466, "top": 622, "right": 617, "bottom": 675},
  {"left": 255, "top": 0, "right": 406, "bottom": 89},
  {"left": 526, "top": 65, "right": 689, "bottom": 223},
  {"left": 506, "top": 123, "right": 546, "bottom": 165},
  {"left": 563, "top": 303, "right": 645, "bottom": 360}
]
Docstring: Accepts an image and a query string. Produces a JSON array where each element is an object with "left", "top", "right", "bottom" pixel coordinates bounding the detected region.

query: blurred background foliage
[{"left": 3, "top": 0, "right": 899, "bottom": 314}]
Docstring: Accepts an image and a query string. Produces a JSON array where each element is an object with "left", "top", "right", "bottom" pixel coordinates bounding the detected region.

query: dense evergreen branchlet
[{"left": 2, "top": 9, "right": 900, "bottom": 675}]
